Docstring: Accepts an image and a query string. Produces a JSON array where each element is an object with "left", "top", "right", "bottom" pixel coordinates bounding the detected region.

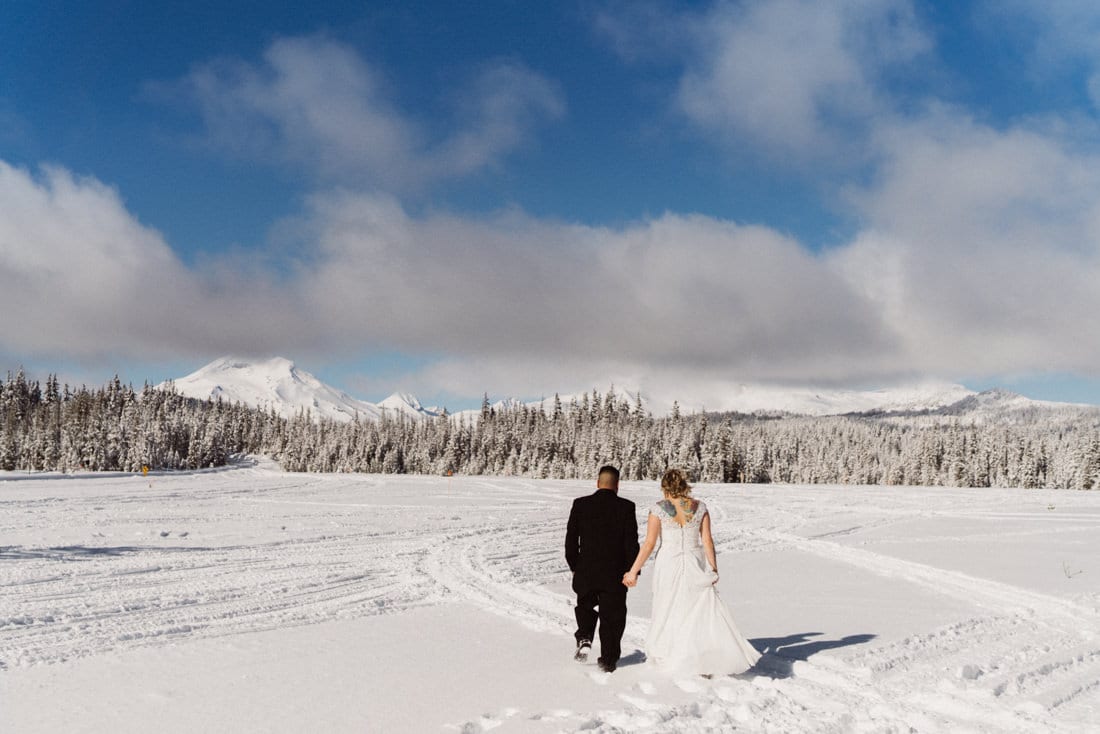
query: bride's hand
[
  {"left": 711, "top": 570, "right": 719, "bottom": 585},
  {"left": 622, "top": 571, "right": 638, "bottom": 588}
]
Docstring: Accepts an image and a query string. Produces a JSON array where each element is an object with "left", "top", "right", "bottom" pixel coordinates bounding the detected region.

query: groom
[{"left": 565, "top": 465, "right": 640, "bottom": 673}]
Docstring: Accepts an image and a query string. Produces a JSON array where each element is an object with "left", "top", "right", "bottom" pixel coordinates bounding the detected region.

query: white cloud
[
  {"left": 171, "top": 35, "right": 564, "bottom": 188},
  {"left": 0, "top": 157, "right": 891, "bottom": 383},
  {"left": 590, "top": 1, "right": 1100, "bottom": 388},
  {"left": 292, "top": 192, "right": 894, "bottom": 381},
  {"left": 365, "top": 114, "right": 1100, "bottom": 391},
  {"left": 833, "top": 110, "right": 1100, "bottom": 377},
  {"left": 0, "top": 162, "right": 188, "bottom": 357},
  {"left": 5, "top": 140, "right": 1100, "bottom": 398},
  {"left": 0, "top": 161, "right": 312, "bottom": 360},
  {"left": 674, "top": 0, "right": 928, "bottom": 157}
]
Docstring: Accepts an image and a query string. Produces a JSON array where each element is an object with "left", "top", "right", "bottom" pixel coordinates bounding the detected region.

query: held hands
[{"left": 622, "top": 570, "right": 638, "bottom": 588}]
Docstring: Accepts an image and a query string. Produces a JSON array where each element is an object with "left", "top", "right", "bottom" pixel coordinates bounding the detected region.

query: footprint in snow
[
  {"left": 452, "top": 708, "right": 516, "bottom": 733},
  {"left": 588, "top": 670, "right": 612, "bottom": 685},
  {"left": 529, "top": 709, "right": 573, "bottom": 720},
  {"left": 618, "top": 693, "right": 663, "bottom": 712},
  {"left": 958, "top": 664, "right": 983, "bottom": 680},
  {"left": 636, "top": 681, "right": 657, "bottom": 695},
  {"left": 674, "top": 678, "right": 703, "bottom": 693}
]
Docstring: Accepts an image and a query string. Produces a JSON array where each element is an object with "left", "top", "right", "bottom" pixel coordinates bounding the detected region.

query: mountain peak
[
  {"left": 164, "top": 357, "right": 441, "bottom": 422},
  {"left": 199, "top": 355, "right": 296, "bottom": 375},
  {"left": 379, "top": 392, "right": 439, "bottom": 418}
]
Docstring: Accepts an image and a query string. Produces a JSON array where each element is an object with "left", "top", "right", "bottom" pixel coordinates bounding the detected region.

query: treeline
[
  {"left": 0, "top": 370, "right": 275, "bottom": 471},
  {"left": 3, "top": 370, "right": 1100, "bottom": 489},
  {"left": 279, "top": 392, "right": 1100, "bottom": 489}
]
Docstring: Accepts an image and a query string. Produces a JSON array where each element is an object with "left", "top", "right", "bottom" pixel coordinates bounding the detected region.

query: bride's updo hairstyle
[{"left": 661, "top": 469, "right": 692, "bottom": 499}]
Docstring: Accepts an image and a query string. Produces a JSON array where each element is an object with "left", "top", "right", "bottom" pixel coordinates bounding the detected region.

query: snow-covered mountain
[
  {"left": 392, "top": 381, "right": 989, "bottom": 422},
  {"left": 162, "top": 357, "right": 438, "bottom": 423},
  {"left": 710, "top": 384, "right": 1098, "bottom": 420},
  {"left": 377, "top": 392, "right": 441, "bottom": 419},
  {"left": 933, "top": 388, "right": 1100, "bottom": 424},
  {"left": 701, "top": 382, "right": 976, "bottom": 417},
  {"left": 452, "top": 383, "right": 977, "bottom": 419},
  {"left": 940, "top": 388, "right": 1055, "bottom": 414}
]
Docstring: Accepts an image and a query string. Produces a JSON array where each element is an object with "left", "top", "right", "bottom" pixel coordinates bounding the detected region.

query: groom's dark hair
[{"left": 597, "top": 465, "right": 620, "bottom": 487}]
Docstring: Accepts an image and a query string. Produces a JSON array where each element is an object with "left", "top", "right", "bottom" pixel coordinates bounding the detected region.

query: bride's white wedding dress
[{"left": 646, "top": 499, "right": 761, "bottom": 675}]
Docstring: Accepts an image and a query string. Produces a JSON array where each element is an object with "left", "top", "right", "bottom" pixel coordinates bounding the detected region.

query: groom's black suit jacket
[{"left": 565, "top": 489, "right": 640, "bottom": 594}]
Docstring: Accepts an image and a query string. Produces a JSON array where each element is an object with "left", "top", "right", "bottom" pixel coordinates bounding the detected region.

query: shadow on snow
[
  {"left": 0, "top": 545, "right": 215, "bottom": 560},
  {"left": 749, "top": 632, "right": 877, "bottom": 678},
  {"left": 614, "top": 631, "right": 875, "bottom": 679}
]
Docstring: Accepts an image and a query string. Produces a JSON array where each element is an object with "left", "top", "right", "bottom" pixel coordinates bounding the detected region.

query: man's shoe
[
  {"left": 597, "top": 659, "right": 616, "bottom": 673},
  {"left": 574, "top": 639, "right": 592, "bottom": 662}
]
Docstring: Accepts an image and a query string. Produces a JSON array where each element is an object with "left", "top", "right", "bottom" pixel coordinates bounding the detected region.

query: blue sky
[
  {"left": 4, "top": 1, "right": 1100, "bottom": 410},
  {"left": 2, "top": 1, "right": 848, "bottom": 250}
]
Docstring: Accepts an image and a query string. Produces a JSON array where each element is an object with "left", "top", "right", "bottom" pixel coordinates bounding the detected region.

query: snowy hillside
[
  {"left": 940, "top": 388, "right": 1086, "bottom": 415},
  {"left": 934, "top": 388, "right": 1100, "bottom": 424}
]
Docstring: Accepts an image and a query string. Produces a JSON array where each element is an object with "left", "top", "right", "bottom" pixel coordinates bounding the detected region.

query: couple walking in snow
[{"left": 565, "top": 465, "right": 761, "bottom": 675}]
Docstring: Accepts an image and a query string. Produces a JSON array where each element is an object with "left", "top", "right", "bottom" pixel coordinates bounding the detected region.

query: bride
[{"left": 622, "top": 469, "right": 760, "bottom": 675}]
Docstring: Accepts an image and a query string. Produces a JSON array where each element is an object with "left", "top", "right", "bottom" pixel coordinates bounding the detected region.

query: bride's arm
[
  {"left": 701, "top": 512, "right": 719, "bottom": 581},
  {"left": 623, "top": 514, "right": 660, "bottom": 587}
]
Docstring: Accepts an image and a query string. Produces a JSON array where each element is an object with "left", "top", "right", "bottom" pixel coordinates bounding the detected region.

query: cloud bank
[
  {"left": 0, "top": 160, "right": 889, "bottom": 381},
  {"left": 5, "top": 122, "right": 1100, "bottom": 401}
]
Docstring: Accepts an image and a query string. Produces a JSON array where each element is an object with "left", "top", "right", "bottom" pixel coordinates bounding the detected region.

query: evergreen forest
[{"left": 3, "top": 370, "right": 1099, "bottom": 489}]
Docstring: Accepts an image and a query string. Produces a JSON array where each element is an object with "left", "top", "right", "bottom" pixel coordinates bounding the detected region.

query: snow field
[{"left": 1, "top": 464, "right": 1099, "bottom": 732}]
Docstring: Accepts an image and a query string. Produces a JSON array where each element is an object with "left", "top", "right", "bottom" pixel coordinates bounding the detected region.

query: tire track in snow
[
  {"left": 1, "top": 532, "right": 439, "bottom": 666},
  {"left": 418, "top": 519, "right": 578, "bottom": 636},
  {"left": 1, "top": 472, "right": 566, "bottom": 668},
  {"left": 744, "top": 526, "right": 1100, "bottom": 729}
]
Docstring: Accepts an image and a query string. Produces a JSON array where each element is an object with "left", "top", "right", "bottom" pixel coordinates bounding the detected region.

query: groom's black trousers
[{"left": 575, "top": 588, "right": 627, "bottom": 665}]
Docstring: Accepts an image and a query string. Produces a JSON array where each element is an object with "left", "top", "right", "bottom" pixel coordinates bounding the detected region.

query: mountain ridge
[{"left": 163, "top": 357, "right": 1092, "bottom": 423}]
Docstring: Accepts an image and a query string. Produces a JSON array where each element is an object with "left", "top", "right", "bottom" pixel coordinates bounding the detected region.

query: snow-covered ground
[{"left": 2, "top": 463, "right": 1099, "bottom": 732}]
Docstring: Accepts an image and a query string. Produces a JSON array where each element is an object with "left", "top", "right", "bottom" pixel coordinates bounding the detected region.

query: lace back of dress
[{"left": 652, "top": 499, "right": 707, "bottom": 529}]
